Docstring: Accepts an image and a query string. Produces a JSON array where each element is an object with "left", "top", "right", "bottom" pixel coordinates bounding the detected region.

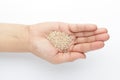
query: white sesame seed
[{"left": 47, "top": 31, "right": 72, "bottom": 52}]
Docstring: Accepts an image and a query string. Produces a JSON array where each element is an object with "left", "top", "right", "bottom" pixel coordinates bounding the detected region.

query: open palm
[{"left": 28, "top": 22, "right": 109, "bottom": 64}]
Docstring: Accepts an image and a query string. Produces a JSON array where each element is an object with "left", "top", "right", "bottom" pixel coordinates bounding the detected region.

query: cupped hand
[{"left": 28, "top": 22, "right": 109, "bottom": 64}]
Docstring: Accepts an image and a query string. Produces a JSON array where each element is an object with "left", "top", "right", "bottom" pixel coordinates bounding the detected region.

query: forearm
[{"left": 0, "top": 23, "right": 29, "bottom": 52}]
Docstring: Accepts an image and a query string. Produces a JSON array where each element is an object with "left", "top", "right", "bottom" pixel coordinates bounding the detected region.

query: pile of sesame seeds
[{"left": 47, "top": 31, "right": 73, "bottom": 52}]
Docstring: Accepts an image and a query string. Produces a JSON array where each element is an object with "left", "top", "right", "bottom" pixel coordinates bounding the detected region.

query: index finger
[{"left": 69, "top": 24, "right": 97, "bottom": 33}]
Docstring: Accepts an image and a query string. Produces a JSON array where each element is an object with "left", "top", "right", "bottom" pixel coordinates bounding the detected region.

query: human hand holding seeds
[
  {"left": 28, "top": 22, "right": 109, "bottom": 64},
  {"left": 0, "top": 22, "right": 109, "bottom": 64}
]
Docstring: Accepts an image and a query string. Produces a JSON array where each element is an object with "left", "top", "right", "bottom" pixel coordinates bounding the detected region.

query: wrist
[
  {"left": 22, "top": 25, "right": 31, "bottom": 52},
  {"left": 0, "top": 23, "right": 30, "bottom": 52}
]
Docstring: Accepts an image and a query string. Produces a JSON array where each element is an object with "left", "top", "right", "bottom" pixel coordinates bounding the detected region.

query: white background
[{"left": 0, "top": 0, "right": 119, "bottom": 80}]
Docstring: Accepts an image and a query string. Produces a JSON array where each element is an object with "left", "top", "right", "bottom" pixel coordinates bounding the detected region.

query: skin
[{"left": 0, "top": 22, "right": 109, "bottom": 64}]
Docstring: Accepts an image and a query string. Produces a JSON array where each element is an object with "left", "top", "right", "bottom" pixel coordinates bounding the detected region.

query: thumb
[{"left": 51, "top": 52, "right": 86, "bottom": 64}]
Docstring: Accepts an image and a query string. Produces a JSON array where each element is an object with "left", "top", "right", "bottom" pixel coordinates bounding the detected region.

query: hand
[{"left": 28, "top": 22, "right": 109, "bottom": 64}]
